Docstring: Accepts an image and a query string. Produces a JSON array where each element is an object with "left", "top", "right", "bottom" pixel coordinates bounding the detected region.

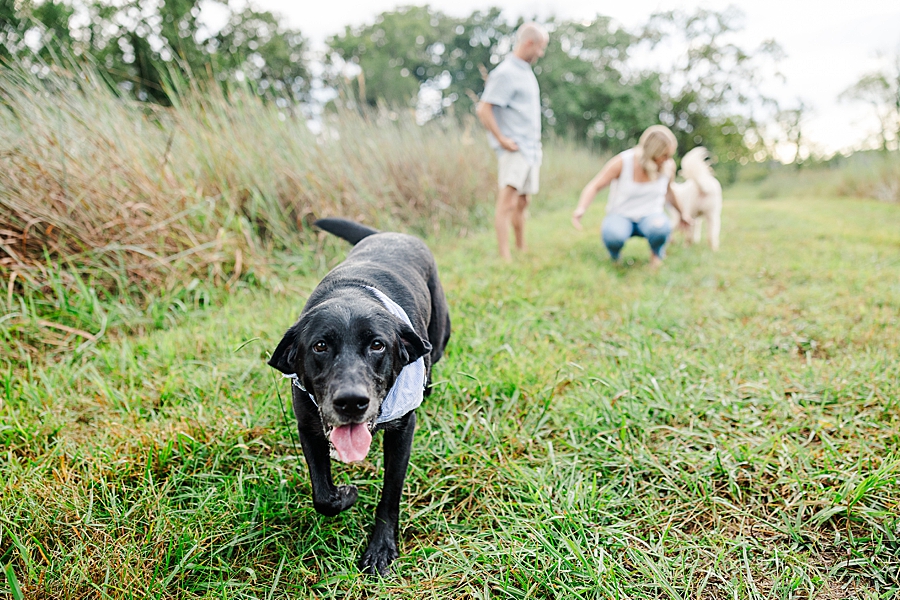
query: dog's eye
[
  {"left": 370, "top": 340, "right": 385, "bottom": 352},
  {"left": 312, "top": 341, "right": 327, "bottom": 353}
]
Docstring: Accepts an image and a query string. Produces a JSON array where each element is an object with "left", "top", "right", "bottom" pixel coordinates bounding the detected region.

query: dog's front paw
[
  {"left": 358, "top": 538, "right": 399, "bottom": 577},
  {"left": 313, "top": 485, "right": 358, "bottom": 517}
]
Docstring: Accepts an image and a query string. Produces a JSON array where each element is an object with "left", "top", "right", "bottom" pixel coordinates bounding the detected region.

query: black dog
[{"left": 268, "top": 218, "right": 451, "bottom": 576}]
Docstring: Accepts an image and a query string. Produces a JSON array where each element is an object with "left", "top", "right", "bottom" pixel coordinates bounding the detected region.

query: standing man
[{"left": 476, "top": 22, "right": 549, "bottom": 261}]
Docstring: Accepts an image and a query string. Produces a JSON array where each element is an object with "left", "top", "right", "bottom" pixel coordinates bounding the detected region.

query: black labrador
[{"left": 268, "top": 218, "right": 451, "bottom": 576}]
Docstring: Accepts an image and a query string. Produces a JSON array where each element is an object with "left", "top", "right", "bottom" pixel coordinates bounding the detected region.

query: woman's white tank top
[{"left": 606, "top": 148, "right": 669, "bottom": 221}]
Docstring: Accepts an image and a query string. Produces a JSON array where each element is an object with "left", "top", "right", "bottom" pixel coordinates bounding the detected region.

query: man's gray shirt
[{"left": 480, "top": 55, "right": 542, "bottom": 166}]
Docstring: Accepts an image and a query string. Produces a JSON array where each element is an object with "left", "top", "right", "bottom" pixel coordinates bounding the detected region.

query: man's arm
[{"left": 476, "top": 102, "right": 519, "bottom": 152}]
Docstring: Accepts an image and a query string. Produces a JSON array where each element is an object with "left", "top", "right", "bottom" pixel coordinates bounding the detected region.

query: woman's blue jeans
[{"left": 601, "top": 213, "right": 672, "bottom": 260}]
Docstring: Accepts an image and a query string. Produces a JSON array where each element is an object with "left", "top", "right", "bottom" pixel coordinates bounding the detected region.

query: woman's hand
[{"left": 571, "top": 208, "right": 585, "bottom": 230}]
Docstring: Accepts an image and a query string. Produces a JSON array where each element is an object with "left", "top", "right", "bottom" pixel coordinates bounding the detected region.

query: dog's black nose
[{"left": 333, "top": 394, "right": 370, "bottom": 419}]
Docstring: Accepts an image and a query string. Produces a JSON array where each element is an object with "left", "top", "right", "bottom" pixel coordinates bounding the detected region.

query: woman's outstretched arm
[{"left": 572, "top": 155, "right": 623, "bottom": 230}]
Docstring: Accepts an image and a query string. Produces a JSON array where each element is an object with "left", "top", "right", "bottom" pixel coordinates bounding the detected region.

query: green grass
[{"left": 2, "top": 192, "right": 899, "bottom": 598}]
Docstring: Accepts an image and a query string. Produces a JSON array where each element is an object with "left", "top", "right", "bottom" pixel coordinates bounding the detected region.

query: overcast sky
[{"left": 245, "top": 0, "right": 899, "bottom": 156}]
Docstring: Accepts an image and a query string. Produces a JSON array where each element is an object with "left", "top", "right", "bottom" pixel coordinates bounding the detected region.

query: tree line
[
  {"left": 1, "top": 0, "right": 310, "bottom": 102},
  {"left": 3, "top": 1, "right": 897, "bottom": 174}
]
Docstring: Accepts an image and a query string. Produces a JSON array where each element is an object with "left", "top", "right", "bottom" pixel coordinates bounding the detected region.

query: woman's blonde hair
[{"left": 636, "top": 125, "right": 677, "bottom": 180}]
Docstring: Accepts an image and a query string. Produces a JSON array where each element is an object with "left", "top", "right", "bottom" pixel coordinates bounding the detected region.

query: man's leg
[
  {"left": 495, "top": 185, "right": 520, "bottom": 261},
  {"left": 601, "top": 214, "right": 635, "bottom": 261},
  {"left": 511, "top": 193, "right": 529, "bottom": 252}
]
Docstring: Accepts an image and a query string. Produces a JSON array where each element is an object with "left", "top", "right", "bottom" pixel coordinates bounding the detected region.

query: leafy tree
[
  {"left": 536, "top": 17, "right": 660, "bottom": 150},
  {"left": 775, "top": 99, "right": 812, "bottom": 168},
  {"left": 2, "top": 0, "right": 309, "bottom": 104},
  {"left": 326, "top": 6, "right": 521, "bottom": 114},
  {"left": 438, "top": 8, "right": 515, "bottom": 116},
  {"left": 326, "top": 5, "right": 459, "bottom": 108},
  {"left": 642, "top": 6, "right": 783, "bottom": 170},
  {"left": 200, "top": 4, "right": 309, "bottom": 99},
  {"left": 839, "top": 52, "right": 900, "bottom": 152},
  {"left": 1, "top": 0, "right": 75, "bottom": 62}
]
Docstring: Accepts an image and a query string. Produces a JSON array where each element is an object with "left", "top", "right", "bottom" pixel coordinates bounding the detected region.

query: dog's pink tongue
[{"left": 330, "top": 423, "right": 373, "bottom": 463}]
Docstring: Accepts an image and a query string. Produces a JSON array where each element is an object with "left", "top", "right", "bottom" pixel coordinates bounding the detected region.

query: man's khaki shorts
[{"left": 498, "top": 150, "right": 540, "bottom": 195}]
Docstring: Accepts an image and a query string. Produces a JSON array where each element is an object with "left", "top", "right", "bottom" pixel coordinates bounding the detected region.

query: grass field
[{"left": 2, "top": 190, "right": 899, "bottom": 598}]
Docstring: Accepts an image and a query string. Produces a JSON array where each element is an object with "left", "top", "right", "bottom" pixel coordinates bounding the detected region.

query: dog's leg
[
  {"left": 292, "top": 392, "right": 358, "bottom": 517},
  {"left": 692, "top": 215, "right": 703, "bottom": 245},
  {"left": 708, "top": 207, "right": 721, "bottom": 251},
  {"left": 359, "top": 410, "right": 416, "bottom": 576}
]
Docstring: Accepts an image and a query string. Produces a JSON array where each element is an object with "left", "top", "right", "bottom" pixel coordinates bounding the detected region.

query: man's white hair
[{"left": 515, "top": 22, "right": 549, "bottom": 47}]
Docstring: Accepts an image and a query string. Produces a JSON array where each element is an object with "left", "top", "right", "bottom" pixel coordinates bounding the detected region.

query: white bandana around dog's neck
[{"left": 283, "top": 285, "right": 427, "bottom": 424}]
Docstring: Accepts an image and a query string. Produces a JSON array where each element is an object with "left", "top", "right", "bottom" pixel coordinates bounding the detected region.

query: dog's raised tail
[
  {"left": 314, "top": 218, "right": 379, "bottom": 245},
  {"left": 680, "top": 147, "right": 720, "bottom": 196}
]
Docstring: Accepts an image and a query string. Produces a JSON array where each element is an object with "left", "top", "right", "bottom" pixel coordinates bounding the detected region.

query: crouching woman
[{"left": 572, "top": 125, "right": 690, "bottom": 267}]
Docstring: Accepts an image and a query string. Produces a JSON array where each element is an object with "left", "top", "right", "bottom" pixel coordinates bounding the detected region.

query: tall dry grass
[
  {"left": 0, "top": 61, "right": 601, "bottom": 358},
  {"left": 0, "top": 64, "right": 500, "bottom": 288}
]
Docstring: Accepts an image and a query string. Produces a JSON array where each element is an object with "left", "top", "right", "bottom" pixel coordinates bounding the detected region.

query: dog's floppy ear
[
  {"left": 396, "top": 322, "right": 432, "bottom": 366},
  {"left": 268, "top": 324, "right": 303, "bottom": 374}
]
